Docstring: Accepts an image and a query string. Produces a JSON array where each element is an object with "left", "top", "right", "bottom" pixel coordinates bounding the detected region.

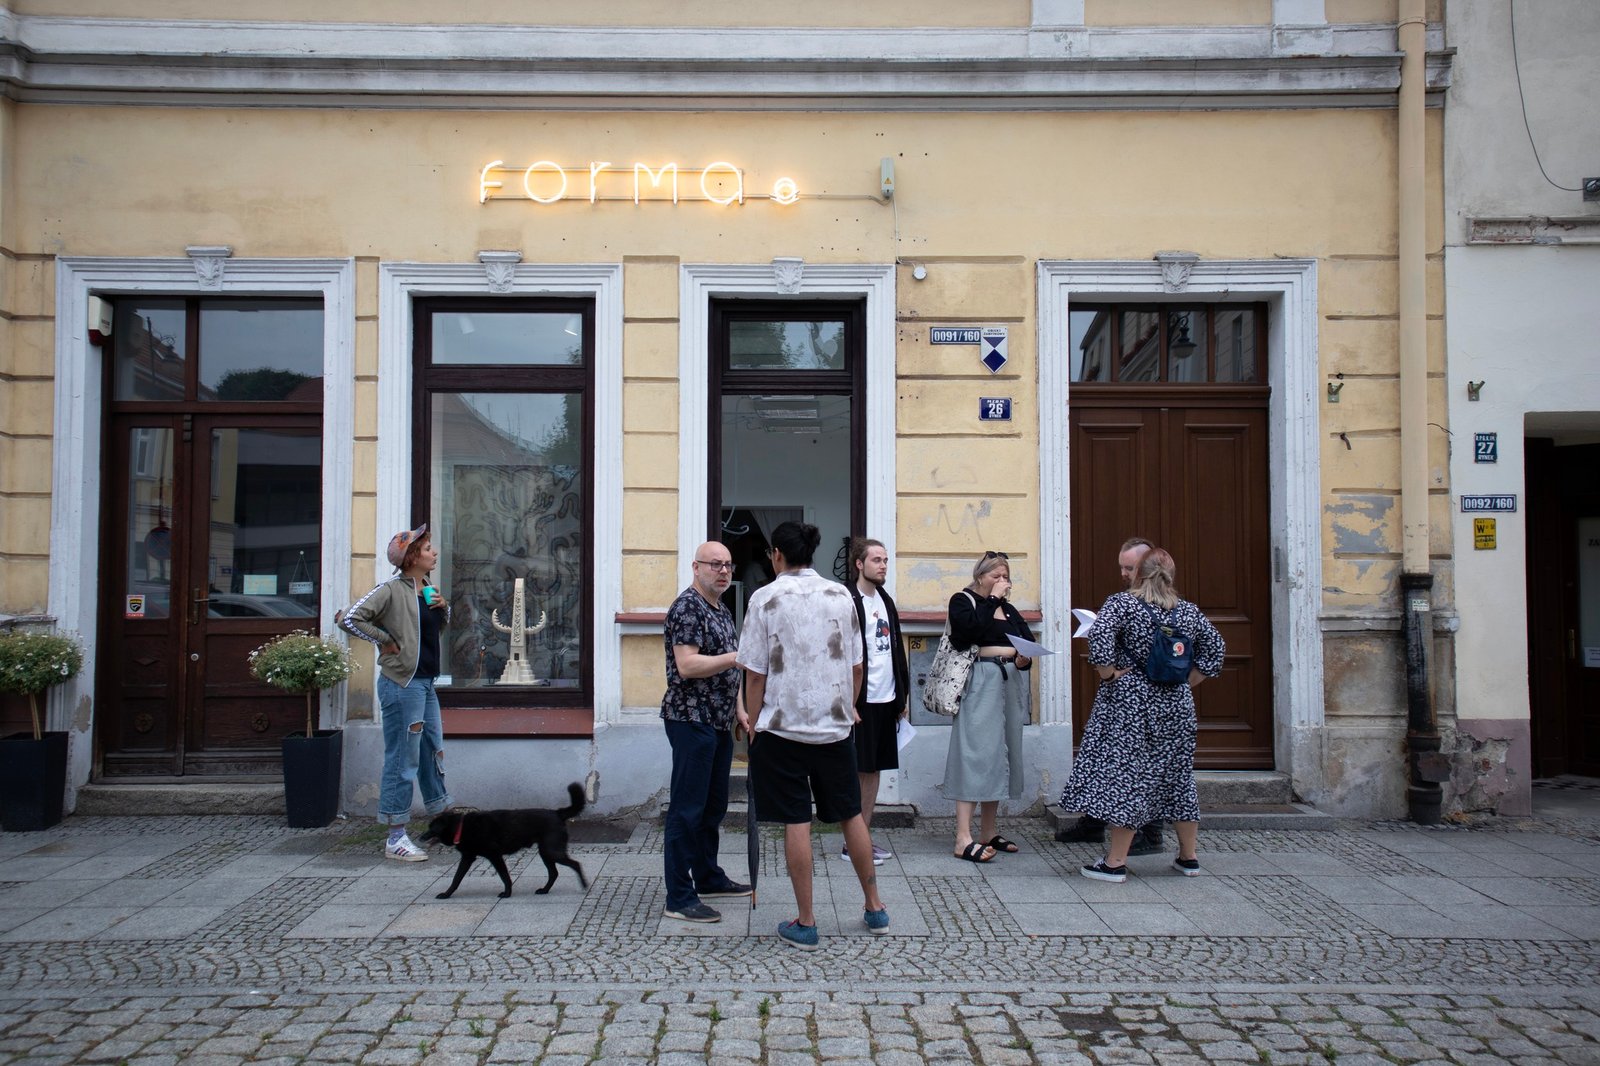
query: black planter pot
[
  {"left": 281, "top": 729, "right": 343, "bottom": 829},
  {"left": 0, "top": 730, "right": 69, "bottom": 832}
]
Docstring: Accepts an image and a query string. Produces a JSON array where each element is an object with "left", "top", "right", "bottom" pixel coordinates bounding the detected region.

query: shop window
[
  {"left": 1069, "top": 304, "right": 1264, "bottom": 384},
  {"left": 113, "top": 298, "right": 323, "bottom": 403},
  {"left": 412, "top": 298, "right": 594, "bottom": 714}
]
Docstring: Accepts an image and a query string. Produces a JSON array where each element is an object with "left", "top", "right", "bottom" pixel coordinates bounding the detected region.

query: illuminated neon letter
[
  {"left": 479, "top": 160, "right": 505, "bottom": 203},
  {"left": 589, "top": 162, "right": 612, "bottom": 204},
  {"left": 634, "top": 163, "right": 679, "bottom": 204},
  {"left": 771, "top": 177, "right": 799, "bottom": 205},
  {"left": 700, "top": 162, "right": 744, "bottom": 206},
  {"left": 522, "top": 161, "right": 568, "bottom": 204}
]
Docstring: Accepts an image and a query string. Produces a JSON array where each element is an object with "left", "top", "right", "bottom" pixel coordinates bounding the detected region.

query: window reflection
[
  {"left": 429, "top": 392, "right": 584, "bottom": 688},
  {"left": 430, "top": 312, "right": 583, "bottom": 366},
  {"left": 125, "top": 427, "right": 175, "bottom": 618},
  {"left": 729, "top": 320, "right": 845, "bottom": 370},
  {"left": 200, "top": 300, "right": 323, "bottom": 400},
  {"left": 114, "top": 302, "right": 187, "bottom": 401}
]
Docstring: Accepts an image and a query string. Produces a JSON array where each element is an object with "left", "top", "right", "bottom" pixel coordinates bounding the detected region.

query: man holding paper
[{"left": 844, "top": 537, "right": 910, "bottom": 866}]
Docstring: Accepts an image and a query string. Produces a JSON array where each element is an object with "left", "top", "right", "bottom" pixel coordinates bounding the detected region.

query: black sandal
[
  {"left": 987, "top": 835, "right": 1020, "bottom": 854},
  {"left": 955, "top": 841, "right": 996, "bottom": 864}
]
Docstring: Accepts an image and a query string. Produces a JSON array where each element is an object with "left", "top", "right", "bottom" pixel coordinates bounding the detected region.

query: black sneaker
[
  {"left": 698, "top": 880, "right": 752, "bottom": 898},
  {"left": 663, "top": 902, "right": 722, "bottom": 923},
  {"left": 1054, "top": 817, "right": 1107, "bottom": 844},
  {"left": 1080, "top": 860, "right": 1128, "bottom": 883},
  {"left": 1172, "top": 857, "right": 1202, "bottom": 877}
]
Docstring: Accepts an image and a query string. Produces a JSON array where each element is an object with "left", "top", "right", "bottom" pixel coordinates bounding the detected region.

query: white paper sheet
[
  {"left": 1005, "top": 633, "right": 1055, "bottom": 657},
  {"left": 1071, "top": 608, "right": 1097, "bottom": 638},
  {"left": 896, "top": 718, "right": 917, "bottom": 752}
]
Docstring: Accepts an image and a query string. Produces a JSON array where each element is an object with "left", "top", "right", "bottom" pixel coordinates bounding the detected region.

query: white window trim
[
  {"left": 676, "top": 263, "right": 897, "bottom": 594},
  {"left": 52, "top": 257, "right": 356, "bottom": 729},
  {"left": 377, "top": 262, "right": 624, "bottom": 723},
  {"left": 1036, "top": 258, "right": 1323, "bottom": 767}
]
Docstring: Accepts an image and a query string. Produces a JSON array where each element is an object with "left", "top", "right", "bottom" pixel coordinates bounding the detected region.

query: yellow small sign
[{"left": 1474, "top": 518, "right": 1497, "bottom": 550}]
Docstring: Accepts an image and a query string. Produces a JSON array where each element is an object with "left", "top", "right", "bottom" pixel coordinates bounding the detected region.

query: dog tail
[{"left": 559, "top": 781, "right": 586, "bottom": 822}]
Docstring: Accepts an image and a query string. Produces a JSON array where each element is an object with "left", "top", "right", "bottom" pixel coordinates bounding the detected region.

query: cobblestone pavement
[{"left": 1, "top": 792, "right": 1598, "bottom": 1064}]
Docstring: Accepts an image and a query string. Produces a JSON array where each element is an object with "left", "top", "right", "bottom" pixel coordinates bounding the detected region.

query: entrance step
[
  {"left": 1194, "top": 770, "right": 1294, "bottom": 806},
  {"left": 1048, "top": 771, "right": 1336, "bottom": 833},
  {"left": 75, "top": 782, "right": 285, "bottom": 816}
]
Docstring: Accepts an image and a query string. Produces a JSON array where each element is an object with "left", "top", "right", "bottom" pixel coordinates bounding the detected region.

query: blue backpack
[{"left": 1139, "top": 600, "right": 1193, "bottom": 685}]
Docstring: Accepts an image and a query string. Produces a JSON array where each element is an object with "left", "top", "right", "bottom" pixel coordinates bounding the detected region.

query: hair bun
[{"left": 801, "top": 523, "right": 821, "bottom": 553}]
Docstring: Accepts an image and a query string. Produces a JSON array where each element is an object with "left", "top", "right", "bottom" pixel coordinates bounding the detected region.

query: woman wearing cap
[
  {"left": 942, "top": 550, "right": 1034, "bottom": 864},
  {"left": 338, "top": 524, "right": 452, "bottom": 860}
]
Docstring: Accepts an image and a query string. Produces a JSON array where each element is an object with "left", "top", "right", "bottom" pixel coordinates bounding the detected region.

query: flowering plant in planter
[
  {"left": 0, "top": 629, "right": 84, "bottom": 741},
  {"left": 247, "top": 632, "right": 354, "bottom": 737}
]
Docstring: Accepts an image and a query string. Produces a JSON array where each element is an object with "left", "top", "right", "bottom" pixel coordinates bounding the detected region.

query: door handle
[{"left": 190, "top": 588, "right": 210, "bottom": 625}]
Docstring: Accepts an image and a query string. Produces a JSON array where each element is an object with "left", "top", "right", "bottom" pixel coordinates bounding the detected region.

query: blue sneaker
[
  {"left": 777, "top": 919, "right": 819, "bottom": 950},
  {"left": 863, "top": 907, "right": 890, "bottom": 935}
]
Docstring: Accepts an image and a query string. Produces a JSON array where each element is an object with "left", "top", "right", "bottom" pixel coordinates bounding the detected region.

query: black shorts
[
  {"left": 852, "top": 700, "right": 901, "bottom": 774},
  {"left": 749, "top": 733, "right": 861, "bottom": 825}
]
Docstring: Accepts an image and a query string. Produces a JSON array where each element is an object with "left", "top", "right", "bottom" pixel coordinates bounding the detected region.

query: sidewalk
[{"left": 1, "top": 782, "right": 1598, "bottom": 1064}]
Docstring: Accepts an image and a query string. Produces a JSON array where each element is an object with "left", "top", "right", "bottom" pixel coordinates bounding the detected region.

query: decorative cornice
[
  {"left": 0, "top": 12, "right": 1452, "bottom": 110},
  {"left": 185, "top": 245, "right": 232, "bottom": 290},
  {"left": 477, "top": 249, "right": 523, "bottom": 293}
]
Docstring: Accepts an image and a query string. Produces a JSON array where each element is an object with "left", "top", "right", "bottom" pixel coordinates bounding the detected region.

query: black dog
[{"left": 418, "top": 782, "right": 589, "bottom": 899}]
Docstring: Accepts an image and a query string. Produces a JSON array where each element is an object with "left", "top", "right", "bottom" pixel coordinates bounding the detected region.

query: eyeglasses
[
  {"left": 984, "top": 550, "right": 1009, "bottom": 560},
  {"left": 694, "top": 559, "right": 734, "bottom": 572}
]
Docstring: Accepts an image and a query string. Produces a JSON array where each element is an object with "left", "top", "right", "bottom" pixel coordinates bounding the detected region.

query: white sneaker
[
  {"left": 385, "top": 833, "right": 428, "bottom": 862},
  {"left": 840, "top": 847, "right": 885, "bottom": 867}
]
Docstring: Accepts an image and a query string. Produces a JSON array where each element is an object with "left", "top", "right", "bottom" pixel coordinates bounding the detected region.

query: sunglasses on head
[{"left": 984, "top": 550, "right": 1009, "bottom": 560}]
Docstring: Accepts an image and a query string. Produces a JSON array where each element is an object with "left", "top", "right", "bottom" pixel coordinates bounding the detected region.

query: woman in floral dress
[{"left": 1059, "top": 548, "right": 1224, "bottom": 883}]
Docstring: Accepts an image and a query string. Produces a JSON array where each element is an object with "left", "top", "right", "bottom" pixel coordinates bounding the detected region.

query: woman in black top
[{"left": 941, "top": 551, "right": 1034, "bottom": 863}]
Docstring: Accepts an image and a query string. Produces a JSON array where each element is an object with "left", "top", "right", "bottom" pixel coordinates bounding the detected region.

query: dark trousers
[{"left": 662, "top": 720, "right": 734, "bottom": 911}]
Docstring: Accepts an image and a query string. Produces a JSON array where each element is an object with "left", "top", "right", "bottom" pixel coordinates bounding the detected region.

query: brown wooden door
[
  {"left": 1069, "top": 393, "right": 1274, "bottom": 768},
  {"left": 99, "top": 415, "right": 322, "bottom": 777},
  {"left": 1527, "top": 439, "right": 1600, "bottom": 777}
]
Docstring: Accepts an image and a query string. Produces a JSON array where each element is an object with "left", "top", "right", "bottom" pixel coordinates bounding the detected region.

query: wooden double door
[
  {"left": 99, "top": 414, "right": 323, "bottom": 777},
  {"left": 1069, "top": 392, "right": 1274, "bottom": 768}
]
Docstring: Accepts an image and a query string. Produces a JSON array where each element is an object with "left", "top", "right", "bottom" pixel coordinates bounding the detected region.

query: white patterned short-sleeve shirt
[{"left": 736, "top": 568, "right": 862, "bottom": 744}]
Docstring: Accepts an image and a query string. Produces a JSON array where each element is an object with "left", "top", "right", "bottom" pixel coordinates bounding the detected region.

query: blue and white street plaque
[
  {"left": 1474, "top": 432, "right": 1498, "bottom": 464},
  {"left": 929, "top": 327, "right": 981, "bottom": 345},
  {"left": 1459, "top": 494, "right": 1517, "bottom": 512},
  {"left": 979, "top": 397, "right": 1012, "bottom": 421},
  {"left": 981, "top": 327, "right": 1008, "bottom": 373}
]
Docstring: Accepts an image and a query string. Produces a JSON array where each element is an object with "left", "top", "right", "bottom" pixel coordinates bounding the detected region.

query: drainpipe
[{"left": 1398, "top": 0, "right": 1445, "bottom": 824}]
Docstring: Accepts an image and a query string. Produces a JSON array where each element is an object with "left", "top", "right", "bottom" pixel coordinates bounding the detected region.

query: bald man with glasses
[{"left": 659, "top": 541, "right": 750, "bottom": 924}]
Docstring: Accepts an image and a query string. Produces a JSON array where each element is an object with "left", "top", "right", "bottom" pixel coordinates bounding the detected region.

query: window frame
[{"left": 410, "top": 296, "right": 597, "bottom": 721}]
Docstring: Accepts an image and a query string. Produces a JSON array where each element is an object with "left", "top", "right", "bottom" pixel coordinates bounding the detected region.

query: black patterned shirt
[{"left": 660, "top": 585, "right": 741, "bottom": 728}]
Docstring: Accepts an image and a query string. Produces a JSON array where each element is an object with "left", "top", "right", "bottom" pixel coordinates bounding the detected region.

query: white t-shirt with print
[
  {"left": 859, "top": 588, "right": 897, "bottom": 704},
  {"left": 737, "top": 568, "right": 863, "bottom": 744}
]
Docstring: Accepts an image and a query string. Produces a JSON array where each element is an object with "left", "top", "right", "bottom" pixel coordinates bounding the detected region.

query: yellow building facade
[{"left": 0, "top": 0, "right": 1470, "bottom": 820}]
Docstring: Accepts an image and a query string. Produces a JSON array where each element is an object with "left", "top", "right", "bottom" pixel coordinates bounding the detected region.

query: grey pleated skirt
[{"left": 941, "top": 659, "right": 1026, "bottom": 802}]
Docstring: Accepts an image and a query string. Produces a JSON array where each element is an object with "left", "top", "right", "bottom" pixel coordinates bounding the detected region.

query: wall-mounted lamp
[
  {"left": 911, "top": 263, "right": 927, "bottom": 281},
  {"left": 1327, "top": 380, "right": 1345, "bottom": 403},
  {"left": 1168, "top": 312, "right": 1197, "bottom": 359},
  {"left": 1466, "top": 380, "right": 1485, "bottom": 402}
]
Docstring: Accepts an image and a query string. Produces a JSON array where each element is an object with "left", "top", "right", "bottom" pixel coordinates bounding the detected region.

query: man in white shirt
[
  {"left": 843, "top": 536, "right": 910, "bottom": 867},
  {"left": 737, "top": 521, "right": 890, "bottom": 950}
]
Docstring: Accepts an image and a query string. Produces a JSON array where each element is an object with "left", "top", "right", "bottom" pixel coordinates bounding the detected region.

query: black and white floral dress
[{"left": 1059, "top": 592, "right": 1225, "bottom": 827}]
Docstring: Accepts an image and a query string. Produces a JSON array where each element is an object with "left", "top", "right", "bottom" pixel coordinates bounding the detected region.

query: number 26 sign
[{"left": 979, "top": 397, "right": 1012, "bottom": 422}]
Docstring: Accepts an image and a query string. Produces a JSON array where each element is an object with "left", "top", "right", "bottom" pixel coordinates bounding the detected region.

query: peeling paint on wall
[{"left": 1327, "top": 494, "right": 1395, "bottom": 555}]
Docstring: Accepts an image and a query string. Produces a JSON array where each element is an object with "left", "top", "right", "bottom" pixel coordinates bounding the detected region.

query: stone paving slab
[{"left": 0, "top": 803, "right": 1597, "bottom": 1062}]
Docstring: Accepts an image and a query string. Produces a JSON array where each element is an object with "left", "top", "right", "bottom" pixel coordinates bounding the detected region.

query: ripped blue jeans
[{"left": 376, "top": 674, "right": 451, "bottom": 826}]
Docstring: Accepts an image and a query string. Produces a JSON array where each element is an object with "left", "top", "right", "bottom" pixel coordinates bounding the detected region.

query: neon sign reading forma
[{"left": 478, "top": 161, "right": 799, "bottom": 206}]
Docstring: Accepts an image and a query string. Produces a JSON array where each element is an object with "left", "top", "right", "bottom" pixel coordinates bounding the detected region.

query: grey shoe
[{"left": 663, "top": 902, "right": 722, "bottom": 923}]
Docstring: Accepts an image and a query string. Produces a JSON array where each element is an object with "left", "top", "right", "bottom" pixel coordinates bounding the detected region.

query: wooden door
[
  {"left": 1527, "top": 440, "right": 1600, "bottom": 777},
  {"left": 1069, "top": 398, "right": 1274, "bottom": 768},
  {"left": 99, "top": 415, "right": 322, "bottom": 776}
]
